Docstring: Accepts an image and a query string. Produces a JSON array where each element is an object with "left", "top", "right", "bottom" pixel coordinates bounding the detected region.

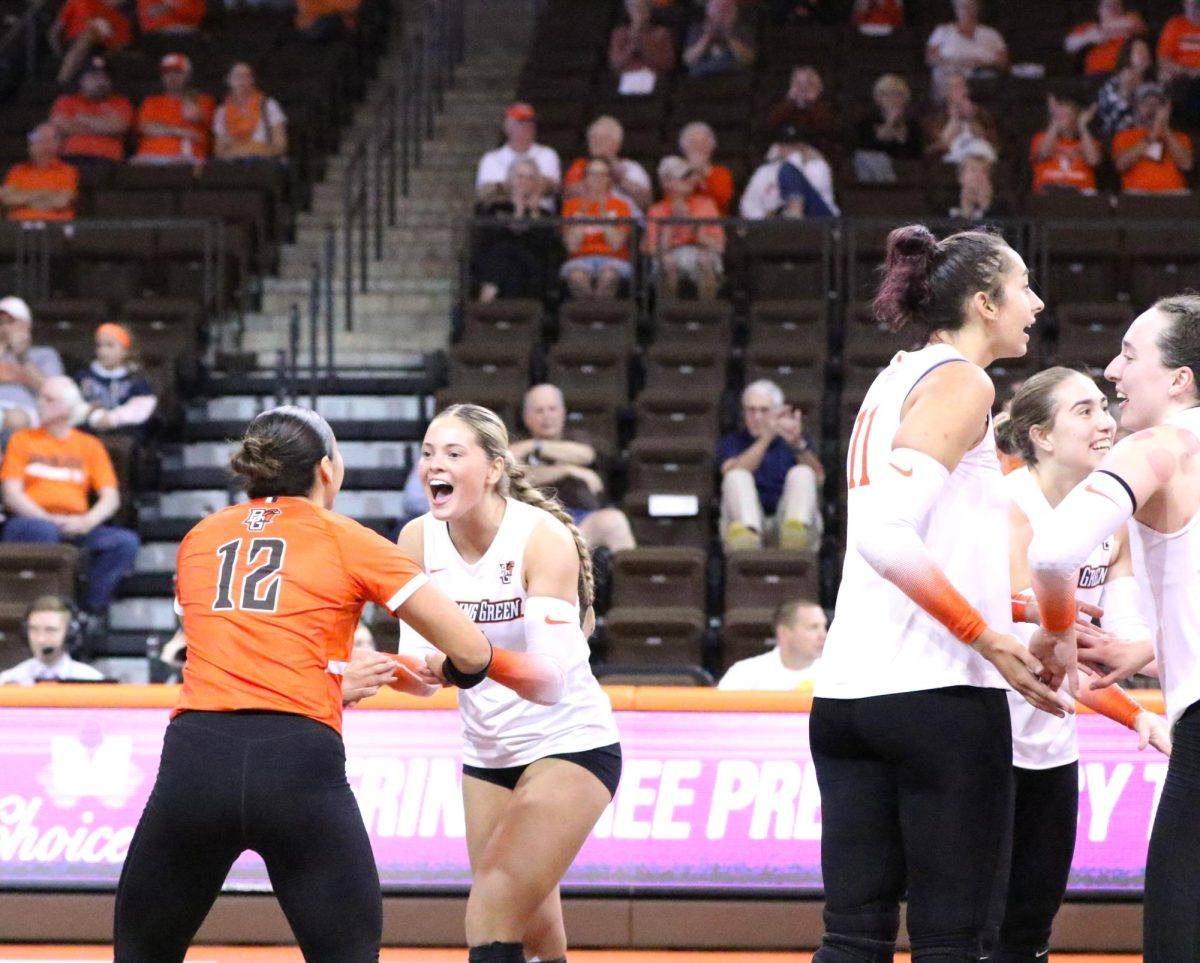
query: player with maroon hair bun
[{"left": 810, "top": 225, "right": 1060, "bottom": 963}]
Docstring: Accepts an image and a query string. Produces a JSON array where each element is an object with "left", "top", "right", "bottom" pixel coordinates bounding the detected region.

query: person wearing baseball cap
[
  {"left": 50, "top": 56, "right": 134, "bottom": 166},
  {"left": 1112, "top": 80, "right": 1194, "bottom": 192},
  {"left": 475, "top": 102, "right": 561, "bottom": 208},
  {"left": 131, "top": 52, "right": 214, "bottom": 164},
  {"left": 0, "top": 297, "right": 65, "bottom": 436}
]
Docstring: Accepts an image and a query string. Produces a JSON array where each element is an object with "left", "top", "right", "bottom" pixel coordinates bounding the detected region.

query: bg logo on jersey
[
  {"left": 242, "top": 507, "right": 281, "bottom": 532},
  {"left": 459, "top": 598, "right": 523, "bottom": 623}
]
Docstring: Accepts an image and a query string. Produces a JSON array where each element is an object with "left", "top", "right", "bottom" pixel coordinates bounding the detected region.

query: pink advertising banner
[{"left": 0, "top": 707, "right": 1164, "bottom": 893}]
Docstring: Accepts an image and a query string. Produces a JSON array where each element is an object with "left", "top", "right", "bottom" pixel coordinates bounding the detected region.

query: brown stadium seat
[
  {"left": 626, "top": 437, "right": 715, "bottom": 498},
  {"left": 448, "top": 340, "right": 532, "bottom": 401},
  {"left": 460, "top": 299, "right": 544, "bottom": 349},
  {"left": 653, "top": 299, "right": 733, "bottom": 349},
  {"left": 0, "top": 545, "right": 81, "bottom": 609},
  {"left": 622, "top": 489, "right": 711, "bottom": 551},
  {"left": 602, "top": 606, "right": 707, "bottom": 665},
  {"left": 746, "top": 299, "right": 826, "bottom": 351},
  {"left": 641, "top": 341, "right": 726, "bottom": 398},
  {"left": 634, "top": 392, "right": 719, "bottom": 440},
  {"left": 557, "top": 299, "right": 638, "bottom": 352},
  {"left": 720, "top": 607, "right": 776, "bottom": 673},
  {"left": 546, "top": 341, "right": 631, "bottom": 407},
  {"left": 724, "top": 549, "right": 819, "bottom": 612},
  {"left": 593, "top": 663, "right": 714, "bottom": 686},
  {"left": 610, "top": 546, "right": 708, "bottom": 611}
]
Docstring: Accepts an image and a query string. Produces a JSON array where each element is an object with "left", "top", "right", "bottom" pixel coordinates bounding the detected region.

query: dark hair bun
[
  {"left": 230, "top": 434, "right": 282, "bottom": 485},
  {"left": 992, "top": 411, "right": 1021, "bottom": 456},
  {"left": 873, "top": 224, "right": 939, "bottom": 333}
]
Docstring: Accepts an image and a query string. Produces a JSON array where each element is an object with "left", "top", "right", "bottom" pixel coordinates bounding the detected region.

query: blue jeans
[{"left": 3, "top": 517, "right": 140, "bottom": 613}]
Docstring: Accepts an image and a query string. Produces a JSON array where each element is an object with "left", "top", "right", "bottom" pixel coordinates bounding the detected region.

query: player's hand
[
  {"left": 1081, "top": 637, "right": 1156, "bottom": 689},
  {"left": 341, "top": 650, "right": 397, "bottom": 706},
  {"left": 972, "top": 628, "right": 1072, "bottom": 717},
  {"left": 384, "top": 652, "right": 440, "bottom": 697},
  {"left": 1134, "top": 710, "right": 1172, "bottom": 756},
  {"left": 424, "top": 652, "right": 451, "bottom": 685},
  {"left": 1030, "top": 624, "right": 1077, "bottom": 695}
]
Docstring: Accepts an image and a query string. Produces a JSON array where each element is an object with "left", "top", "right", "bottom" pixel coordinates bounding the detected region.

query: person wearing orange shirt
[
  {"left": 644, "top": 155, "right": 725, "bottom": 300},
  {"left": 51, "top": 58, "right": 133, "bottom": 166},
  {"left": 852, "top": 0, "right": 903, "bottom": 31},
  {"left": 137, "top": 0, "right": 205, "bottom": 34},
  {"left": 678, "top": 120, "right": 734, "bottom": 215},
  {"left": 1064, "top": 0, "right": 1146, "bottom": 75},
  {"left": 132, "top": 53, "right": 214, "bottom": 164},
  {"left": 562, "top": 115, "right": 653, "bottom": 211},
  {"left": 0, "top": 125, "right": 78, "bottom": 222},
  {"left": 48, "top": 0, "right": 131, "bottom": 84},
  {"left": 1029, "top": 93, "right": 1101, "bottom": 194},
  {"left": 1, "top": 376, "right": 138, "bottom": 613},
  {"left": 213, "top": 62, "right": 288, "bottom": 160},
  {"left": 1158, "top": 0, "right": 1200, "bottom": 126},
  {"left": 1112, "top": 83, "right": 1194, "bottom": 192},
  {"left": 560, "top": 157, "right": 634, "bottom": 299},
  {"left": 111, "top": 405, "right": 496, "bottom": 963},
  {"left": 295, "top": 0, "right": 361, "bottom": 40}
]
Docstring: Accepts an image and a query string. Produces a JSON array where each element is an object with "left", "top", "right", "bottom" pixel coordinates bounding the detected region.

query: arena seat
[
  {"left": 460, "top": 299, "right": 544, "bottom": 349},
  {"left": 653, "top": 299, "right": 733, "bottom": 349},
  {"left": 0, "top": 545, "right": 81, "bottom": 610},
  {"left": 626, "top": 437, "right": 715, "bottom": 500},
  {"left": 593, "top": 663, "right": 714, "bottom": 686},
  {"left": 724, "top": 550, "right": 819, "bottom": 612},
  {"left": 622, "top": 490, "right": 711, "bottom": 552},
  {"left": 546, "top": 341, "right": 631, "bottom": 407},
  {"left": 633, "top": 392, "right": 719, "bottom": 440},
  {"left": 602, "top": 606, "right": 707, "bottom": 666},
  {"left": 557, "top": 299, "right": 638, "bottom": 352},
  {"left": 720, "top": 607, "right": 775, "bottom": 674},
  {"left": 609, "top": 547, "right": 708, "bottom": 611},
  {"left": 641, "top": 341, "right": 726, "bottom": 398}
]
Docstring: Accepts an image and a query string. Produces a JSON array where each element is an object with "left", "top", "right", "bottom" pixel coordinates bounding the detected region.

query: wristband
[
  {"left": 441, "top": 642, "right": 494, "bottom": 689},
  {"left": 1011, "top": 594, "right": 1028, "bottom": 624}
]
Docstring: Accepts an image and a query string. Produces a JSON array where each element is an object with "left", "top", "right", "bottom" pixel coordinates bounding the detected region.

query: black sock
[{"left": 468, "top": 942, "right": 525, "bottom": 963}]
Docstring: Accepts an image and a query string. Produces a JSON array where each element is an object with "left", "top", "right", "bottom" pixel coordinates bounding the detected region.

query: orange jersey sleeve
[{"left": 173, "top": 497, "right": 426, "bottom": 733}]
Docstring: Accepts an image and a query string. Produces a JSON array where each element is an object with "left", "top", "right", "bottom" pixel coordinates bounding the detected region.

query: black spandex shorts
[{"left": 463, "top": 742, "right": 622, "bottom": 797}]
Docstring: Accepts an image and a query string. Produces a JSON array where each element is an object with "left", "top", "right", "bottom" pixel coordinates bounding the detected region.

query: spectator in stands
[
  {"left": 132, "top": 53, "right": 215, "bottom": 165},
  {"left": 682, "top": 0, "right": 755, "bottom": 77},
  {"left": 0, "top": 596, "right": 104, "bottom": 684},
  {"left": 0, "top": 125, "right": 78, "bottom": 223},
  {"left": 855, "top": 73, "right": 923, "bottom": 159},
  {"left": 717, "top": 379, "right": 824, "bottom": 552},
  {"left": 1065, "top": 0, "right": 1146, "bottom": 75},
  {"left": 925, "top": 0, "right": 1009, "bottom": 100},
  {"left": 475, "top": 102, "right": 561, "bottom": 208},
  {"left": 608, "top": 0, "right": 675, "bottom": 94},
  {"left": 138, "top": 0, "right": 205, "bottom": 34},
  {"left": 852, "top": 0, "right": 904, "bottom": 32},
  {"left": 678, "top": 121, "right": 734, "bottom": 215},
  {"left": 1, "top": 376, "right": 140, "bottom": 614},
  {"left": 472, "top": 157, "right": 559, "bottom": 303},
  {"left": 511, "top": 383, "right": 636, "bottom": 553},
  {"left": 49, "top": 0, "right": 131, "bottom": 85},
  {"left": 564, "top": 116, "right": 653, "bottom": 211},
  {"left": 923, "top": 72, "right": 999, "bottom": 164},
  {"left": 1094, "top": 36, "right": 1154, "bottom": 138},
  {"left": 77, "top": 323, "right": 157, "bottom": 436},
  {"left": 763, "top": 66, "right": 839, "bottom": 161},
  {"left": 295, "top": 0, "right": 361, "bottom": 40},
  {"left": 0, "top": 297, "right": 65, "bottom": 436},
  {"left": 1112, "top": 82, "right": 1194, "bottom": 193},
  {"left": 740, "top": 123, "right": 839, "bottom": 219},
  {"left": 213, "top": 62, "right": 288, "bottom": 161},
  {"left": 51, "top": 57, "right": 133, "bottom": 168},
  {"left": 644, "top": 156, "right": 724, "bottom": 300},
  {"left": 717, "top": 598, "right": 827, "bottom": 691},
  {"left": 1157, "top": 0, "right": 1200, "bottom": 128},
  {"left": 560, "top": 157, "right": 634, "bottom": 299},
  {"left": 1030, "top": 92, "right": 1101, "bottom": 194},
  {"left": 947, "top": 152, "right": 1009, "bottom": 219}
]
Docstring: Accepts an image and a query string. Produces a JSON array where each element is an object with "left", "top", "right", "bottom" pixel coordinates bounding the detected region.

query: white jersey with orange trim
[
  {"left": 1127, "top": 406, "right": 1200, "bottom": 731},
  {"left": 1007, "top": 467, "right": 1114, "bottom": 769},
  {"left": 816, "top": 343, "right": 1011, "bottom": 698},
  {"left": 399, "top": 497, "right": 619, "bottom": 767}
]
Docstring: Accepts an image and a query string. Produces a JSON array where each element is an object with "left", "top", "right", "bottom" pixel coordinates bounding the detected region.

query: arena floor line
[{"left": 0, "top": 949, "right": 1143, "bottom": 962}]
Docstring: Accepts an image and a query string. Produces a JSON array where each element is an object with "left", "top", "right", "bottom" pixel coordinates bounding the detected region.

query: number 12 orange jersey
[{"left": 174, "top": 496, "right": 427, "bottom": 733}]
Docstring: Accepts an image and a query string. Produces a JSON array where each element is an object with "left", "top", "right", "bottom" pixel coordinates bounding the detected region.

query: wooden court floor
[{"left": 0, "top": 949, "right": 1144, "bottom": 962}]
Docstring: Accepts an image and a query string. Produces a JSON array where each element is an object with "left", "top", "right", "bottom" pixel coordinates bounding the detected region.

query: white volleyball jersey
[
  {"left": 1127, "top": 407, "right": 1200, "bottom": 731},
  {"left": 399, "top": 497, "right": 619, "bottom": 767},
  {"left": 816, "top": 344, "right": 1011, "bottom": 698},
  {"left": 1007, "top": 467, "right": 1114, "bottom": 769}
]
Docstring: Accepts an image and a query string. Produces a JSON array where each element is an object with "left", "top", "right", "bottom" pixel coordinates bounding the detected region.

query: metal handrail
[
  {"left": 342, "top": 139, "right": 369, "bottom": 331},
  {"left": 0, "top": 0, "right": 57, "bottom": 85}
]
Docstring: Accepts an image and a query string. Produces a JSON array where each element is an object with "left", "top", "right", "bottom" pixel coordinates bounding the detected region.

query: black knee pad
[
  {"left": 991, "top": 947, "right": 1049, "bottom": 963},
  {"left": 909, "top": 931, "right": 988, "bottom": 962},
  {"left": 817, "top": 907, "right": 900, "bottom": 963},
  {"left": 468, "top": 942, "right": 525, "bottom": 963}
]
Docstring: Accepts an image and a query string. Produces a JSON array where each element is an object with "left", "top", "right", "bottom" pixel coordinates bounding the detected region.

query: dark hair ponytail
[
  {"left": 873, "top": 223, "right": 1012, "bottom": 337},
  {"left": 230, "top": 405, "right": 335, "bottom": 498}
]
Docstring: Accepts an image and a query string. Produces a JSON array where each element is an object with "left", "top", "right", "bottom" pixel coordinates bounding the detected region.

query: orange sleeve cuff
[{"left": 1078, "top": 681, "right": 1144, "bottom": 730}]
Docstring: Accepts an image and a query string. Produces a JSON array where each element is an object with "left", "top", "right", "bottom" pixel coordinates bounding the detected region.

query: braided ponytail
[{"left": 434, "top": 404, "right": 597, "bottom": 634}]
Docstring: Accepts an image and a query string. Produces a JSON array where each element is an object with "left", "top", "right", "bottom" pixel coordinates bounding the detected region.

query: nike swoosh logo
[
  {"left": 1085, "top": 484, "right": 1120, "bottom": 508},
  {"left": 545, "top": 616, "right": 572, "bottom": 625},
  {"left": 429, "top": 567, "right": 445, "bottom": 574},
  {"left": 890, "top": 463, "right": 913, "bottom": 477}
]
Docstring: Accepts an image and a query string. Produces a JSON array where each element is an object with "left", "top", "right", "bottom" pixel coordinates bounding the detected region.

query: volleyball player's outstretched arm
[
  {"left": 1029, "top": 428, "right": 1172, "bottom": 692},
  {"left": 858, "top": 360, "right": 1069, "bottom": 716}
]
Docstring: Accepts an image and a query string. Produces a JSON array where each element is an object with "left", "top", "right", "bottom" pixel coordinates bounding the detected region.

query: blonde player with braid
[{"left": 397, "top": 403, "right": 620, "bottom": 963}]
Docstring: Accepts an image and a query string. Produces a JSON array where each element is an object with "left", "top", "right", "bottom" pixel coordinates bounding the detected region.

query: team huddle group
[{"left": 110, "top": 224, "right": 1200, "bottom": 963}]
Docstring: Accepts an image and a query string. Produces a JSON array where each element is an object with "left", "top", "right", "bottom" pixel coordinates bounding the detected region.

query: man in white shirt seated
[
  {"left": 0, "top": 595, "right": 104, "bottom": 684},
  {"left": 718, "top": 597, "right": 826, "bottom": 691},
  {"left": 475, "top": 102, "right": 561, "bottom": 208}
]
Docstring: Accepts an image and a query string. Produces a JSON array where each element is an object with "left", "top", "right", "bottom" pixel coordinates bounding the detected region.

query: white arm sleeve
[
  {"left": 856, "top": 446, "right": 949, "bottom": 581},
  {"left": 1029, "top": 469, "right": 1136, "bottom": 582}
]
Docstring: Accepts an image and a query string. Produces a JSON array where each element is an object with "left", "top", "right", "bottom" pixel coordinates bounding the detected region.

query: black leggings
[
  {"left": 995, "top": 763, "right": 1079, "bottom": 963},
  {"left": 810, "top": 687, "right": 1014, "bottom": 963},
  {"left": 113, "top": 710, "right": 382, "bottom": 963},
  {"left": 1145, "top": 700, "right": 1200, "bottom": 963}
]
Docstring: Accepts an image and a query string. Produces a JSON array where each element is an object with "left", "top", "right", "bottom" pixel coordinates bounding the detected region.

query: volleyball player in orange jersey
[{"left": 112, "top": 406, "right": 495, "bottom": 963}]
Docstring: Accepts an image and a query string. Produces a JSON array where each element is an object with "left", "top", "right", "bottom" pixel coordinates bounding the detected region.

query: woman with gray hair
[
  {"left": 471, "top": 156, "right": 557, "bottom": 303},
  {"left": 678, "top": 120, "right": 734, "bottom": 214},
  {"left": 644, "top": 154, "right": 725, "bottom": 300}
]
